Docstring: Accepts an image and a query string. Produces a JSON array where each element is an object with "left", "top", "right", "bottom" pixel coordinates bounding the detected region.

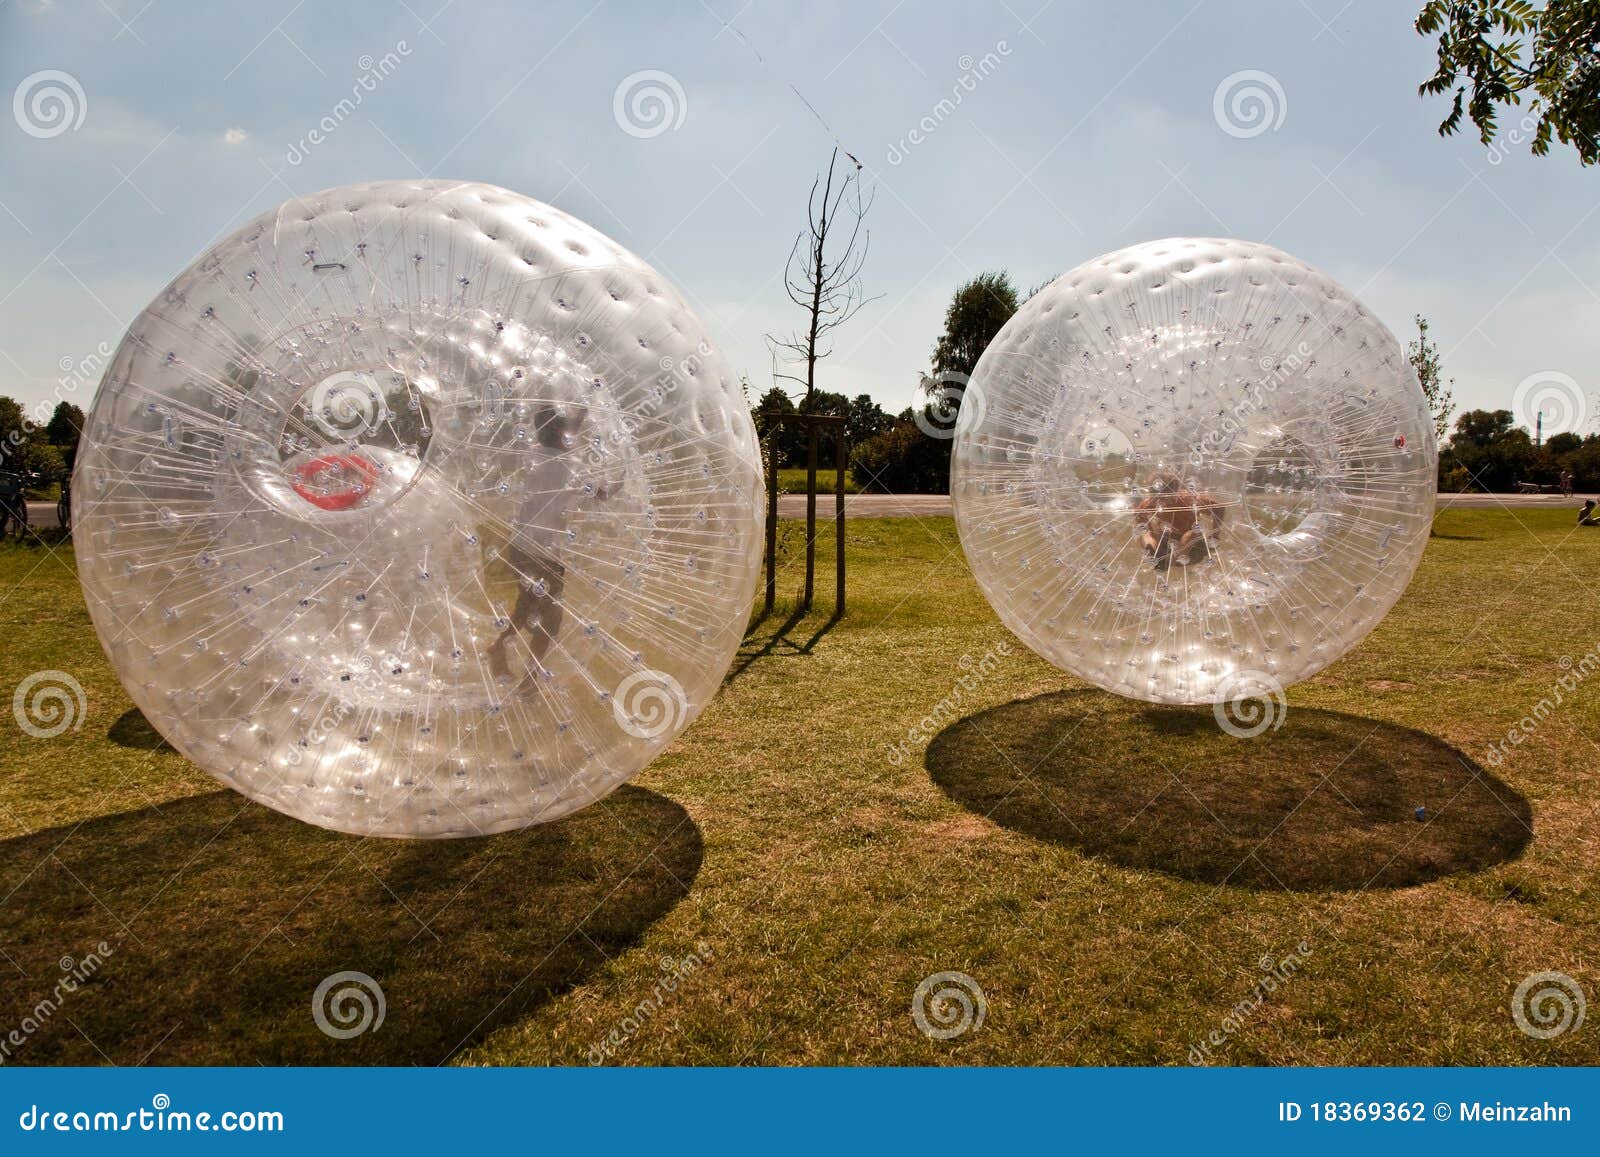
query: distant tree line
[{"left": 0, "top": 395, "right": 83, "bottom": 493}]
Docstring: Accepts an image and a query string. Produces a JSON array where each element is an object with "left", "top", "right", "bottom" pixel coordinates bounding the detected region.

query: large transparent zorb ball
[
  {"left": 951, "top": 238, "right": 1436, "bottom": 704},
  {"left": 74, "top": 181, "right": 764, "bottom": 836}
]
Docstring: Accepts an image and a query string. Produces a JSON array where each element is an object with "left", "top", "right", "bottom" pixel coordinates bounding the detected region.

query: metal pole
[
  {"left": 835, "top": 429, "right": 846, "bottom": 612},
  {"left": 804, "top": 418, "right": 817, "bottom": 611},
  {"left": 765, "top": 427, "right": 778, "bottom": 613}
]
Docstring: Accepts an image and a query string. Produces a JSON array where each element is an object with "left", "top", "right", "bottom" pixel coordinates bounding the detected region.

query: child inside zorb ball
[
  {"left": 950, "top": 237, "right": 1438, "bottom": 706},
  {"left": 73, "top": 180, "right": 765, "bottom": 837},
  {"left": 487, "top": 403, "right": 616, "bottom": 689}
]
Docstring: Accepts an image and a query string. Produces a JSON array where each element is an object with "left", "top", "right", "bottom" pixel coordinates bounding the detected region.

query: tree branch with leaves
[{"left": 1416, "top": 0, "right": 1600, "bottom": 165}]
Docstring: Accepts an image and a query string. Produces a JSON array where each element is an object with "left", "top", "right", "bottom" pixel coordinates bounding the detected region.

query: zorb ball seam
[
  {"left": 74, "top": 180, "right": 764, "bottom": 837},
  {"left": 950, "top": 237, "right": 1437, "bottom": 705}
]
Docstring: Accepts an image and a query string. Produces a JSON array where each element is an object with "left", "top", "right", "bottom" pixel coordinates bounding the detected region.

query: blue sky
[{"left": 2, "top": 0, "right": 1596, "bottom": 433}]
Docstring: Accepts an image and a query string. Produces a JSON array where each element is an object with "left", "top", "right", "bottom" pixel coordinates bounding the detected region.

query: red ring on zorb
[{"left": 290, "top": 453, "right": 378, "bottom": 511}]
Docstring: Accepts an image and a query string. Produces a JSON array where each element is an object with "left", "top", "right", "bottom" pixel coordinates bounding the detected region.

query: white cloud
[{"left": 223, "top": 127, "right": 247, "bottom": 145}]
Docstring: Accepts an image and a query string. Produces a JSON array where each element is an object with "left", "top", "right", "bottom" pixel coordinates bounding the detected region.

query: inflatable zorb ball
[
  {"left": 951, "top": 238, "right": 1436, "bottom": 705},
  {"left": 75, "top": 181, "right": 764, "bottom": 837}
]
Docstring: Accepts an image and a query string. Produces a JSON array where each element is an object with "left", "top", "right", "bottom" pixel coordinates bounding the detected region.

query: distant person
[
  {"left": 1560, "top": 469, "right": 1574, "bottom": 497},
  {"left": 56, "top": 473, "right": 71, "bottom": 534},
  {"left": 1579, "top": 499, "right": 1600, "bottom": 527},
  {"left": 1135, "top": 471, "right": 1223, "bottom": 570},
  {"left": 0, "top": 472, "right": 24, "bottom": 540}
]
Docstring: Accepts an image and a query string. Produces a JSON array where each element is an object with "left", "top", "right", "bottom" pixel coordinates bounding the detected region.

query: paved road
[
  {"left": 776, "top": 490, "right": 1579, "bottom": 520},
  {"left": 20, "top": 490, "right": 1580, "bottom": 532}
]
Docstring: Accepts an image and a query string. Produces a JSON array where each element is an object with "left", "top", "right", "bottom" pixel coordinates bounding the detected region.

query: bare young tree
[{"left": 767, "top": 148, "right": 876, "bottom": 403}]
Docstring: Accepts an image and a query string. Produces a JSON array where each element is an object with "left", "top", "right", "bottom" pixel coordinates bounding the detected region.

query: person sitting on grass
[
  {"left": 1135, "top": 470, "right": 1223, "bottom": 571},
  {"left": 1579, "top": 499, "right": 1600, "bottom": 527}
]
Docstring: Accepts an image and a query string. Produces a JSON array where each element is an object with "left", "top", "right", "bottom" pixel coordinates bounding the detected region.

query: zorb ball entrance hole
[
  {"left": 74, "top": 181, "right": 764, "bottom": 837},
  {"left": 951, "top": 238, "right": 1437, "bottom": 705}
]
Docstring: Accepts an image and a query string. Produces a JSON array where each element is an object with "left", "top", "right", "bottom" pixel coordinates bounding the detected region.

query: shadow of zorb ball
[
  {"left": 74, "top": 180, "right": 763, "bottom": 837},
  {"left": 951, "top": 238, "right": 1437, "bottom": 705}
]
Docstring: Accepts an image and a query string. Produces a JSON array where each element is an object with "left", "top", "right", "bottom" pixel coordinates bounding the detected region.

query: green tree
[
  {"left": 844, "top": 393, "right": 891, "bottom": 448},
  {"left": 931, "top": 271, "right": 1019, "bottom": 379},
  {"left": 1416, "top": 0, "right": 1600, "bottom": 165},
  {"left": 799, "top": 389, "right": 851, "bottom": 466},
  {"left": 850, "top": 420, "right": 951, "bottom": 493},
  {"left": 1406, "top": 315, "right": 1457, "bottom": 442},
  {"left": 1443, "top": 407, "right": 1536, "bottom": 490},
  {"left": 45, "top": 400, "right": 85, "bottom": 470},
  {"left": 752, "top": 386, "right": 800, "bottom": 466}
]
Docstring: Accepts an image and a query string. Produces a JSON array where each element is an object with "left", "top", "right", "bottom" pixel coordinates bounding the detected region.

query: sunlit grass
[{"left": 0, "top": 508, "right": 1595, "bottom": 1064}]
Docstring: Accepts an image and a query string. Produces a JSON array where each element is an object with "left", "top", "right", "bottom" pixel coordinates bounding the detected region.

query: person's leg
[
  {"left": 524, "top": 558, "right": 566, "bottom": 669},
  {"left": 487, "top": 546, "right": 539, "bottom": 679}
]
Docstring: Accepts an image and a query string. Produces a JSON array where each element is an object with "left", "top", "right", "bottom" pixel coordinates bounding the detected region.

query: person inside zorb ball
[
  {"left": 73, "top": 180, "right": 764, "bottom": 838},
  {"left": 950, "top": 237, "right": 1437, "bottom": 706}
]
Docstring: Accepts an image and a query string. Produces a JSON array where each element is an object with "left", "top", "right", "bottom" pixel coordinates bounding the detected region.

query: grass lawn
[
  {"left": 0, "top": 508, "right": 1596, "bottom": 1065},
  {"left": 776, "top": 466, "right": 861, "bottom": 494}
]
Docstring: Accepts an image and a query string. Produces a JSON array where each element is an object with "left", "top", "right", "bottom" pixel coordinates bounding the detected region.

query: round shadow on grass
[
  {"left": 107, "top": 706, "right": 169, "bottom": 751},
  {"left": 0, "top": 785, "right": 700, "bottom": 1064},
  {"left": 926, "top": 690, "right": 1531, "bottom": 891}
]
